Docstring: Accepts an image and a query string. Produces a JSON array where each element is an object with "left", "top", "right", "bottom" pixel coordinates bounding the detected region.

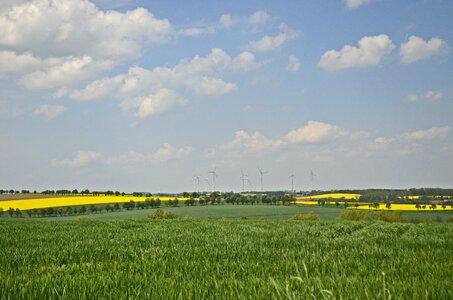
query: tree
[
  {"left": 114, "top": 202, "right": 120, "bottom": 211},
  {"left": 386, "top": 202, "right": 392, "bottom": 210},
  {"left": 7, "top": 207, "right": 14, "bottom": 217}
]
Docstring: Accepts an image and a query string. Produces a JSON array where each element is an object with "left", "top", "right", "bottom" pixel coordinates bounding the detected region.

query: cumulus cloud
[
  {"left": 345, "top": 0, "right": 370, "bottom": 9},
  {"left": 286, "top": 55, "right": 300, "bottom": 72},
  {"left": 249, "top": 10, "right": 270, "bottom": 27},
  {"left": 187, "top": 77, "right": 237, "bottom": 96},
  {"left": 20, "top": 56, "right": 112, "bottom": 90},
  {"left": 179, "top": 27, "right": 215, "bottom": 37},
  {"left": 243, "top": 27, "right": 301, "bottom": 52},
  {"left": 286, "top": 121, "right": 343, "bottom": 143},
  {"left": 52, "top": 150, "right": 101, "bottom": 168},
  {"left": 219, "top": 14, "right": 233, "bottom": 29},
  {"left": 403, "top": 126, "right": 450, "bottom": 140},
  {"left": 0, "top": 0, "right": 172, "bottom": 60},
  {"left": 32, "top": 104, "right": 65, "bottom": 120},
  {"left": 399, "top": 36, "right": 450, "bottom": 63},
  {"left": 0, "top": 51, "right": 41, "bottom": 76},
  {"left": 153, "top": 143, "right": 193, "bottom": 161},
  {"left": 319, "top": 34, "right": 395, "bottom": 72},
  {"left": 407, "top": 90, "right": 443, "bottom": 102},
  {"left": 228, "top": 130, "right": 284, "bottom": 153},
  {"left": 372, "top": 126, "right": 450, "bottom": 156},
  {"left": 136, "top": 89, "right": 187, "bottom": 119},
  {"left": 59, "top": 48, "right": 261, "bottom": 117},
  {"left": 214, "top": 121, "right": 369, "bottom": 155}
]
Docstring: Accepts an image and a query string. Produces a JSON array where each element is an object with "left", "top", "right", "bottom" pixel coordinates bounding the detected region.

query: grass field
[
  {"left": 0, "top": 219, "right": 452, "bottom": 299},
  {"left": 19, "top": 204, "right": 453, "bottom": 222}
]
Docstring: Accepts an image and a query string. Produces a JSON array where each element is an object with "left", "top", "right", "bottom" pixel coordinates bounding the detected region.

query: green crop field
[
  {"left": 16, "top": 204, "right": 453, "bottom": 222},
  {"left": 1, "top": 219, "right": 452, "bottom": 299}
]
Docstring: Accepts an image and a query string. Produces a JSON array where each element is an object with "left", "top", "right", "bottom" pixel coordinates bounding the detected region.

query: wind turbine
[
  {"left": 204, "top": 178, "right": 211, "bottom": 193},
  {"left": 310, "top": 169, "right": 317, "bottom": 192},
  {"left": 208, "top": 167, "right": 217, "bottom": 193},
  {"left": 240, "top": 170, "right": 249, "bottom": 193},
  {"left": 289, "top": 173, "right": 295, "bottom": 193},
  {"left": 258, "top": 168, "right": 268, "bottom": 192},
  {"left": 193, "top": 175, "right": 201, "bottom": 193}
]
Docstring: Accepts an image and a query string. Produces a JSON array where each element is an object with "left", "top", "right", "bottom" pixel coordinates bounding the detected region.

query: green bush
[
  {"left": 374, "top": 211, "right": 406, "bottom": 223},
  {"left": 148, "top": 209, "right": 177, "bottom": 220},
  {"left": 337, "top": 209, "right": 370, "bottom": 221},
  {"left": 291, "top": 212, "right": 320, "bottom": 221}
]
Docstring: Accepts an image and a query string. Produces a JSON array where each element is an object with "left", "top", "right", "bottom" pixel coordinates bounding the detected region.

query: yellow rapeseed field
[
  {"left": 353, "top": 204, "right": 452, "bottom": 211},
  {"left": 0, "top": 195, "right": 188, "bottom": 211},
  {"left": 296, "top": 193, "right": 361, "bottom": 200}
]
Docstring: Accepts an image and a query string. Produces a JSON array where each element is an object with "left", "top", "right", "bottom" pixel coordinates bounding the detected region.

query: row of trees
[{"left": 0, "top": 189, "right": 148, "bottom": 196}]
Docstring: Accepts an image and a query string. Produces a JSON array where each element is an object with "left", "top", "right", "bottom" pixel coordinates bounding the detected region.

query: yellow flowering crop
[
  {"left": 296, "top": 193, "right": 361, "bottom": 200},
  {"left": 353, "top": 204, "right": 451, "bottom": 211},
  {"left": 0, "top": 195, "right": 188, "bottom": 211}
]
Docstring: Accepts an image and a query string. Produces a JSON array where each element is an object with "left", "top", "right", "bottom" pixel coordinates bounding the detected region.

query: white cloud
[
  {"left": 214, "top": 121, "right": 369, "bottom": 155},
  {"left": 286, "top": 121, "right": 343, "bottom": 143},
  {"left": 136, "top": 88, "right": 187, "bottom": 119},
  {"left": 249, "top": 10, "right": 270, "bottom": 27},
  {"left": 319, "top": 34, "right": 395, "bottom": 72},
  {"left": 179, "top": 27, "right": 215, "bottom": 37},
  {"left": 52, "top": 150, "right": 101, "bottom": 168},
  {"left": 188, "top": 76, "right": 237, "bottom": 96},
  {"left": 231, "top": 51, "right": 261, "bottom": 71},
  {"left": 0, "top": 1, "right": 172, "bottom": 60},
  {"left": 219, "top": 14, "right": 233, "bottom": 29},
  {"left": 286, "top": 55, "right": 300, "bottom": 72},
  {"left": 285, "top": 121, "right": 370, "bottom": 143},
  {"left": 32, "top": 104, "right": 65, "bottom": 120},
  {"left": 399, "top": 36, "right": 450, "bottom": 63},
  {"left": 0, "top": 51, "right": 41, "bottom": 76},
  {"left": 403, "top": 126, "right": 450, "bottom": 140},
  {"left": 228, "top": 130, "right": 283, "bottom": 153},
  {"left": 20, "top": 56, "right": 112, "bottom": 90},
  {"left": 345, "top": 0, "right": 370, "bottom": 9},
  {"left": 407, "top": 90, "right": 443, "bottom": 102},
  {"left": 60, "top": 48, "right": 260, "bottom": 117},
  {"left": 54, "top": 74, "right": 126, "bottom": 101},
  {"left": 243, "top": 27, "right": 301, "bottom": 52},
  {"left": 153, "top": 143, "right": 193, "bottom": 161}
]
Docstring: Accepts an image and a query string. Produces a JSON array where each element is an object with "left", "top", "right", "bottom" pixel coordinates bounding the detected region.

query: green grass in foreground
[{"left": 0, "top": 219, "right": 452, "bottom": 299}]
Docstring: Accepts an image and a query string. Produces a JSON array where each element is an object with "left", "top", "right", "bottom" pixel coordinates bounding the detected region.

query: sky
[{"left": 0, "top": 0, "right": 452, "bottom": 193}]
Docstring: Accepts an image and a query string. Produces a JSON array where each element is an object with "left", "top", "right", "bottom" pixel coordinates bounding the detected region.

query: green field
[
  {"left": 20, "top": 204, "right": 453, "bottom": 222},
  {"left": 1, "top": 219, "right": 452, "bottom": 299}
]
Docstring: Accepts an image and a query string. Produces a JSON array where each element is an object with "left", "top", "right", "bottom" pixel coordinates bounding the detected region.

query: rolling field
[{"left": 0, "top": 219, "right": 452, "bottom": 299}]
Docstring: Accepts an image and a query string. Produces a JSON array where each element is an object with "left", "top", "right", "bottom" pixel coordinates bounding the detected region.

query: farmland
[
  {"left": 0, "top": 219, "right": 452, "bottom": 299},
  {"left": 0, "top": 195, "right": 187, "bottom": 211}
]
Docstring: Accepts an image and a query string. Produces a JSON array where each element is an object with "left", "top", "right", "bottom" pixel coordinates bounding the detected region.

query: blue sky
[{"left": 0, "top": 0, "right": 452, "bottom": 192}]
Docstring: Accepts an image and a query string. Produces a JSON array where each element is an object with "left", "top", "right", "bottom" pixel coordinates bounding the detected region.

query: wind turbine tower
[
  {"left": 193, "top": 175, "right": 201, "bottom": 193},
  {"left": 240, "top": 170, "right": 249, "bottom": 193},
  {"left": 208, "top": 168, "right": 217, "bottom": 193},
  {"left": 258, "top": 168, "right": 268, "bottom": 192},
  {"left": 204, "top": 178, "right": 210, "bottom": 193},
  {"left": 310, "top": 169, "right": 317, "bottom": 192},
  {"left": 289, "top": 173, "right": 295, "bottom": 193}
]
